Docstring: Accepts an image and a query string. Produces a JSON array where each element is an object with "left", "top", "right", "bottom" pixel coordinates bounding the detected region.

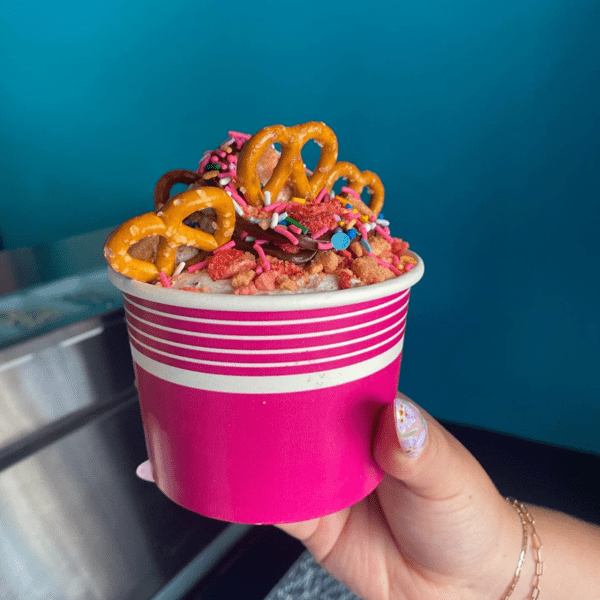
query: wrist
[
  {"left": 495, "top": 500, "right": 543, "bottom": 600},
  {"left": 485, "top": 498, "right": 537, "bottom": 600}
]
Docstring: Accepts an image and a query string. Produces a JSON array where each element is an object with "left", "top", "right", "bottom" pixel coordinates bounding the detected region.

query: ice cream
[{"left": 104, "top": 122, "right": 417, "bottom": 294}]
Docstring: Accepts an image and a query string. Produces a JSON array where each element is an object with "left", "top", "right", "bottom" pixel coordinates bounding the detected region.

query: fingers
[
  {"left": 136, "top": 460, "right": 154, "bottom": 482},
  {"left": 274, "top": 507, "right": 354, "bottom": 564}
]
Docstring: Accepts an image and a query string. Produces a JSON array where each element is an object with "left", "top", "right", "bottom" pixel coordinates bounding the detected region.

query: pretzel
[
  {"left": 237, "top": 121, "right": 339, "bottom": 206},
  {"left": 323, "top": 161, "right": 385, "bottom": 216},
  {"left": 154, "top": 168, "right": 204, "bottom": 211},
  {"left": 104, "top": 187, "right": 235, "bottom": 282},
  {"left": 237, "top": 122, "right": 385, "bottom": 216}
]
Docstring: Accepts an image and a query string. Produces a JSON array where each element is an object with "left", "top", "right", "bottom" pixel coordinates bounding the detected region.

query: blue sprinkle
[
  {"left": 280, "top": 220, "right": 289, "bottom": 226},
  {"left": 378, "top": 212, "right": 385, "bottom": 220},
  {"left": 331, "top": 232, "right": 350, "bottom": 250},
  {"left": 360, "top": 238, "right": 372, "bottom": 253},
  {"left": 345, "top": 203, "right": 353, "bottom": 209},
  {"left": 347, "top": 229, "right": 358, "bottom": 239}
]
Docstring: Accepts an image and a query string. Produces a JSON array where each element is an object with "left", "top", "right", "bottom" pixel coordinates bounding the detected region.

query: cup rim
[{"left": 107, "top": 252, "right": 424, "bottom": 311}]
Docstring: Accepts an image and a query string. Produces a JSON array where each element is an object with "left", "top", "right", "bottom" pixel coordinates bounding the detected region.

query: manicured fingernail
[
  {"left": 136, "top": 460, "right": 154, "bottom": 482},
  {"left": 394, "top": 397, "right": 428, "bottom": 458}
]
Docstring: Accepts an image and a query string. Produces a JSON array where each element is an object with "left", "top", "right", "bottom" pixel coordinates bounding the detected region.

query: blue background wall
[{"left": 2, "top": 0, "right": 599, "bottom": 454}]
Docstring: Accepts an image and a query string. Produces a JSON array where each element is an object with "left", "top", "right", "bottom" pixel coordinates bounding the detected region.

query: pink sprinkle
[
  {"left": 188, "top": 259, "right": 209, "bottom": 273},
  {"left": 392, "top": 255, "right": 400, "bottom": 266},
  {"left": 289, "top": 225, "right": 302, "bottom": 234},
  {"left": 405, "top": 262, "right": 414, "bottom": 271},
  {"left": 219, "top": 170, "right": 237, "bottom": 179},
  {"left": 317, "top": 242, "right": 334, "bottom": 250},
  {"left": 227, "top": 155, "right": 238, "bottom": 164},
  {"left": 159, "top": 272, "right": 171, "bottom": 287},
  {"left": 311, "top": 226, "right": 329, "bottom": 239},
  {"left": 254, "top": 239, "right": 268, "bottom": 245},
  {"left": 253, "top": 242, "right": 271, "bottom": 271},
  {"left": 215, "top": 149, "right": 227, "bottom": 158},
  {"left": 240, "top": 230, "right": 249, "bottom": 239},
  {"left": 225, "top": 184, "right": 247, "bottom": 206},
  {"left": 368, "top": 253, "right": 402, "bottom": 276},
  {"left": 263, "top": 201, "right": 284, "bottom": 213},
  {"left": 210, "top": 155, "right": 221, "bottom": 163},
  {"left": 369, "top": 215, "right": 377, "bottom": 222},
  {"left": 375, "top": 224, "right": 394, "bottom": 243},
  {"left": 274, "top": 226, "right": 299, "bottom": 245},
  {"left": 341, "top": 186, "right": 361, "bottom": 201},
  {"left": 256, "top": 267, "right": 263, "bottom": 275},
  {"left": 214, "top": 240, "right": 236, "bottom": 252},
  {"left": 358, "top": 224, "right": 369, "bottom": 238},
  {"left": 229, "top": 131, "right": 251, "bottom": 148},
  {"left": 315, "top": 187, "right": 329, "bottom": 203},
  {"left": 198, "top": 154, "right": 210, "bottom": 171},
  {"left": 229, "top": 130, "right": 251, "bottom": 140}
]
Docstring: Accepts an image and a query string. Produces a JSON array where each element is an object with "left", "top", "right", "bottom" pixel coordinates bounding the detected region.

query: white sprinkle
[
  {"left": 173, "top": 262, "right": 186, "bottom": 277},
  {"left": 246, "top": 236, "right": 256, "bottom": 242},
  {"left": 278, "top": 212, "right": 288, "bottom": 222},
  {"left": 376, "top": 219, "right": 390, "bottom": 226},
  {"left": 220, "top": 177, "right": 232, "bottom": 185},
  {"left": 223, "top": 137, "right": 235, "bottom": 146},
  {"left": 232, "top": 200, "right": 244, "bottom": 216},
  {"left": 270, "top": 212, "right": 279, "bottom": 228},
  {"left": 264, "top": 190, "right": 272, "bottom": 206},
  {"left": 330, "top": 190, "right": 335, "bottom": 198}
]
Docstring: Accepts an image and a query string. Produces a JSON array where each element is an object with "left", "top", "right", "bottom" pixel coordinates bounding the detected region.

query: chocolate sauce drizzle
[{"left": 154, "top": 169, "right": 332, "bottom": 265}]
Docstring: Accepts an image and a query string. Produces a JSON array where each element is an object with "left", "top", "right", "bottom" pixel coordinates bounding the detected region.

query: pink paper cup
[{"left": 108, "top": 254, "right": 423, "bottom": 524}]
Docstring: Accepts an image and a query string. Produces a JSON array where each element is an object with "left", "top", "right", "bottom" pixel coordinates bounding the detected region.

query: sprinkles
[
  {"left": 214, "top": 240, "right": 236, "bottom": 252},
  {"left": 188, "top": 259, "right": 209, "bottom": 273},
  {"left": 285, "top": 216, "right": 308, "bottom": 233},
  {"left": 274, "top": 226, "right": 299, "bottom": 244}
]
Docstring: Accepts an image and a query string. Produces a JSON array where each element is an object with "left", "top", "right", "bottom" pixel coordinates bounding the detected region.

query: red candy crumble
[
  {"left": 287, "top": 200, "right": 339, "bottom": 233},
  {"left": 207, "top": 248, "right": 257, "bottom": 280}
]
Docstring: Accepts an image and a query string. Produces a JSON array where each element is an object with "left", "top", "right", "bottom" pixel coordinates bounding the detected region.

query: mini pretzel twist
[
  {"left": 323, "top": 161, "right": 385, "bottom": 216},
  {"left": 104, "top": 187, "right": 235, "bottom": 282},
  {"left": 237, "top": 122, "right": 385, "bottom": 216},
  {"left": 237, "top": 121, "right": 339, "bottom": 206}
]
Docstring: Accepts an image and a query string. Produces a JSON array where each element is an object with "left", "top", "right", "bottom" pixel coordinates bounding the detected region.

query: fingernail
[
  {"left": 394, "top": 397, "right": 428, "bottom": 458},
  {"left": 136, "top": 460, "right": 154, "bottom": 482}
]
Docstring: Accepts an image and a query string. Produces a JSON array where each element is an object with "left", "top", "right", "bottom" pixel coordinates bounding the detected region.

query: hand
[
  {"left": 136, "top": 393, "right": 525, "bottom": 600},
  {"left": 275, "top": 393, "right": 523, "bottom": 600}
]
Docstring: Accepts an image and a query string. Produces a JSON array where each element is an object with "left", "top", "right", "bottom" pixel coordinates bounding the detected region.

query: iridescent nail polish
[{"left": 394, "top": 397, "right": 428, "bottom": 458}]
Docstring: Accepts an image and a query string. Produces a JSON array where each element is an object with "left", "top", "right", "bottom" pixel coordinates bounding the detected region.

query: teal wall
[{"left": 2, "top": 0, "right": 599, "bottom": 454}]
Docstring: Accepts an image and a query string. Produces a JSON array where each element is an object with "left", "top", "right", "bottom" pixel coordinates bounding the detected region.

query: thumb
[{"left": 374, "top": 392, "right": 498, "bottom": 502}]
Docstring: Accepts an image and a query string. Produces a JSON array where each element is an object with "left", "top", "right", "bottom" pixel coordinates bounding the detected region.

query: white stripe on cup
[
  {"left": 124, "top": 289, "right": 409, "bottom": 326},
  {"left": 126, "top": 314, "right": 406, "bottom": 355},
  {"left": 124, "top": 301, "right": 408, "bottom": 341},
  {"left": 128, "top": 327, "right": 404, "bottom": 368},
  {"left": 130, "top": 338, "right": 404, "bottom": 393}
]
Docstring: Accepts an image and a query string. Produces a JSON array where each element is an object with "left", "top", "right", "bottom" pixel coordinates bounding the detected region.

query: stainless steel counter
[{"left": 0, "top": 230, "right": 258, "bottom": 600}]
